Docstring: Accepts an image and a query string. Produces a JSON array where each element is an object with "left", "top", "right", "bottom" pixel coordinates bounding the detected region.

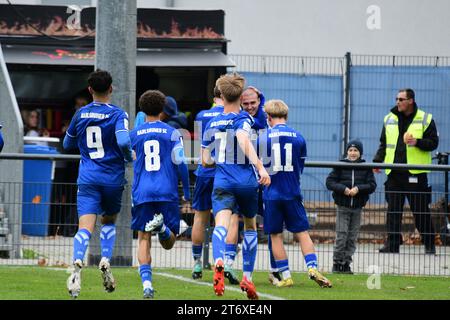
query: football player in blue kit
[
  {"left": 63, "top": 70, "right": 133, "bottom": 298},
  {"left": 258, "top": 100, "right": 332, "bottom": 288},
  {"left": 191, "top": 85, "right": 241, "bottom": 285},
  {"left": 202, "top": 73, "right": 271, "bottom": 300},
  {"left": 130, "top": 90, "right": 190, "bottom": 299}
]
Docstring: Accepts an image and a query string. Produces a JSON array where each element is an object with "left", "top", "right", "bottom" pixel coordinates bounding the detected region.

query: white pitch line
[{"left": 154, "top": 271, "right": 286, "bottom": 300}]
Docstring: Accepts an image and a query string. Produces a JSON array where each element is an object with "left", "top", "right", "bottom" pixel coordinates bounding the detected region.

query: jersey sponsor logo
[
  {"left": 81, "top": 112, "right": 110, "bottom": 119},
  {"left": 137, "top": 127, "right": 168, "bottom": 135},
  {"left": 268, "top": 131, "right": 297, "bottom": 138},
  {"left": 203, "top": 112, "right": 221, "bottom": 118},
  {"left": 210, "top": 119, "right": 233, "bottom": 127}
]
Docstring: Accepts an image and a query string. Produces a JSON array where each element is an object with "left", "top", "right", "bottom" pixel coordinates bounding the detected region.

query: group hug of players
[{"left": 64, "top": 70, "right": 331, "bottom": 300}]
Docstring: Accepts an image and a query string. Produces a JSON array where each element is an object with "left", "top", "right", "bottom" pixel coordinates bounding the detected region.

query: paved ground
[{"left": 1, "top": 236, "right": 449, "bottom": 276}]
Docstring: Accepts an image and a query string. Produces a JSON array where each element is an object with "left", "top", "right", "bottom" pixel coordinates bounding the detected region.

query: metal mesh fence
[{"left": 0, "top": 166, "right": 448, "bottom": 276}]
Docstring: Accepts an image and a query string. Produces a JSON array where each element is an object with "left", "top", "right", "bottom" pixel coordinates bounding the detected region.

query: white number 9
[{"left": 86, "top": 126, "right": 105, "bottom": 159}]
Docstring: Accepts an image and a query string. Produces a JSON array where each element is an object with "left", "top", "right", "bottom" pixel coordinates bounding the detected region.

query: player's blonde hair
[
  {"left": 264, "top": 99, "right": 289, "bottom": 119},
  {"left": 216, "top": 73, "right": 245, "bottom": 103}
]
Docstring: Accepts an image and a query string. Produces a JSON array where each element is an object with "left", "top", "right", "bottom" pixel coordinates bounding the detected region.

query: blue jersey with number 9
[{"left": 66, "top": 102, "right": 129, "bottom": 186}]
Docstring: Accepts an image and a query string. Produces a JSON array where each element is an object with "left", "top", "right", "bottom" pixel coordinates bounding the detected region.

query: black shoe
[
  {"left": 379, "top": 245, "right": 399, "bottom": 253},
  {"left": 343, "top": 262, "right": 353, "bottom": 274},
  {"left": 332, "top": 263, "right": 343, "bottom": 273}
]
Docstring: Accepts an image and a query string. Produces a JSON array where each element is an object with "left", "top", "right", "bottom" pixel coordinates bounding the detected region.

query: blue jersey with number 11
[
  {"left": 66, "top": 102, "right": 129, "bottom": 186},
  {"left": 259, "top": 124, "right": 307, "bottom": 200},
  {"left": 130, "top": 121, "right": 183, "bottom": 205}
]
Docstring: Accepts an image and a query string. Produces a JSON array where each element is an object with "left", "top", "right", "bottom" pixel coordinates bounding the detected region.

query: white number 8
[
  {"left": 144, "top": 140, "right": 160, "bottom": 171},
  {"left": 86, "top": 126, "right": 104, "bottom": 159}
]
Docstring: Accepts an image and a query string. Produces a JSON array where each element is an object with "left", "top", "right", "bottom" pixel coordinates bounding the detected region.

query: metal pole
[
  {"left": 87, "top": 0, "right": 137, "bottom": 267},
  {"left": 342, "top": 52, "right": 351, "bottom": 156},
  {"left": 202, "top": 213, "right": 211, "bottom": 270},
  {"left": 0, "top": 43, "right": 24, "bottom": 259}
]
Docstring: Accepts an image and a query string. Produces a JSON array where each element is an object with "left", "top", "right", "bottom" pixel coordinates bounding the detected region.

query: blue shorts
[
  {"left": 192, "top": 176, "right": 214, "bottom": 211},
  {"left": 263, "top": 198, "right": 310, "bottom": 234},
  {"left": 212, "top": 187, "right": 258, "bottom": 218},
  {"left": 131, "top": 201, "right": 180, "bottom": 235},
  {"left": 77, "top": 184, "right": 124, "bottom": 217}
]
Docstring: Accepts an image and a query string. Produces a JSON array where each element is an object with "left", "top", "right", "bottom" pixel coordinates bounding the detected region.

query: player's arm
[
  {"left": 63, "top": 112, "right": 79, "bottom": 151},
  {"left": 0, "top": 129, "right": 4, "bottom": 153},
  {"left": 115, "top": 113, "right": 133, "bottom": 162},
  {"left": 173, "top": 144, "right": 191, "bottom": 201},
  {"left": 201, "top": 126, "right": 215, "bottom": 168},
  {"left": 236, "top": 129, "right": 270, "bottom": 186}
]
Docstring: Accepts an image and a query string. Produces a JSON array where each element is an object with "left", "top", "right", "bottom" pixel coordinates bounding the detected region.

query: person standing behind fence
[
  {"left": 258, "top": 99, "right": 332, "bottom": 288},
  {"left": 63, "top": 69, "right": 133, "bottom": 298},
  {"left": 373, "top": 88, "right": 439, "bottom": 254},
  {"left": 130, "top": 90, "right": 190, "bottom": 299},
  {"left": 326, "top": 140, "right": 376, "bottom": 274}
]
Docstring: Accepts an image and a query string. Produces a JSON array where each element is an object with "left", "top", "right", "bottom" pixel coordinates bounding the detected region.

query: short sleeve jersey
[
  {"left": 66, "top": 102, "right": 129, "bottom": 186},
  {"left": 130, "top": 121, "right": 183, "bottom": 205},
  {"left": 202, "top": 111, "right": 258, "bottom": 189},
  {"left": 258, "top": 124, "right": 307, "bottom": 200},
  {"left": 194, "top": 105, "right": 224, "bottom": 177}
]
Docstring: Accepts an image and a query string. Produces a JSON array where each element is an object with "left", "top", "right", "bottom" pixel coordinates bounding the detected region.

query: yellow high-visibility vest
[{"left": 384, "top": 109, "right": 432, "bottom": 175}]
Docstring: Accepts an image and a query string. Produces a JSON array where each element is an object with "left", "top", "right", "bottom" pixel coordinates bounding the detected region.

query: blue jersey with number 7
[{"left": 66, "top": 102, "right": 130, "bottom": 186}]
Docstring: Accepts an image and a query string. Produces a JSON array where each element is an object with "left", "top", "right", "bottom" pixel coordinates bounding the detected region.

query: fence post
[
  {"left": 203, "top": 213, "right": 212, "bottom": 270},
  {"left": 342, "top": 52, "right": 352, "bottom": 156}
]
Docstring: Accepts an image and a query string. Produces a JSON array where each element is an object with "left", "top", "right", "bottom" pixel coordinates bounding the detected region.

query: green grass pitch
[{"left": 0, "top": 266, "right": 448, "bottom": 300}]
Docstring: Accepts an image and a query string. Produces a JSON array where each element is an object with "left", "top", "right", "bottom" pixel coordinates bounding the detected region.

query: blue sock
[
  {"left": 268, "top": 237, "right": 277, "bottom": 271},
  {"left": 242, "top": 230, "right": 258, "bottom": 279},
  {"left": 73, "top": 229, "right": 91, "bottom": 262},
  {"left": 139, "top": 264, "right": 152, "bottom": 287},
  {"left": 158, "top": 225, "right": 172, "bottom": 241},
  {"left": 100, "top": 224, "right": 116, "bottom": 260},
  {"left": 192, "top": 244, "right": 203, "bottom": 262},
  {"left": 275, "top": 259, "right": 289, "bottom": 273},
  {"left": 224, "top": 243, "right": 237, "bottom": 266},
  {"left": 212, "top": 226, "right": 227, "bottom": 263},
  {"left": 305, "top": 253, "right": 318, "bottom": 269}
]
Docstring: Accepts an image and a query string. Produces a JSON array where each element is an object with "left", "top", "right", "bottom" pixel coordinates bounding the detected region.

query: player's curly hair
[
  {"left": 139, "top": 90, "right": 166, "bottom": 116},
  {"left": 216, "top": 73, "right": 245, "bottom": 103},
  {"left": 88, "top": 69, "right": 112, "bottom": 94},
  {"left": 264, "top": 100, "right": 289, "bottom": 119}
]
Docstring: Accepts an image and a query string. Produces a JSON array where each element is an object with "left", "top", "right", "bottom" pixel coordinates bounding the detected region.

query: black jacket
[
  {"left": 326, "top": 158, "right": 377, "bottom": 209},
  {"left": 372, "top": 104, "right": 439, "bottom": 181}
]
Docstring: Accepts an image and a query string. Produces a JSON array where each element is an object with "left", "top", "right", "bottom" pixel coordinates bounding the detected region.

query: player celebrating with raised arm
[
  {"left": 258, "top": 100, "right": 332, "bottom": 288},
  {"left": 202, "top": 73, "right": 270, "bottom": 300},
  {"left": 130, "top": 90, "right": 190, "bottom": 299},
  {"left": 64, "top": 69, "right": 133, "bottom": 298}
]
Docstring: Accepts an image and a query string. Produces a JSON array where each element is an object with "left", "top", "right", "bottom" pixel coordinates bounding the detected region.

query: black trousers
[{"left": 384, "top": 173, "right": 435, "bottom": 250}]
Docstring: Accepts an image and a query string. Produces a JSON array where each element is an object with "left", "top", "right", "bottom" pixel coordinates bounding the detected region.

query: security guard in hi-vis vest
[{"left": 373, "top": 88, "right": 439, "bottom": 254}]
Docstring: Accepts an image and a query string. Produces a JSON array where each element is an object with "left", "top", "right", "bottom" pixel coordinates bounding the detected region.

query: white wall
[
  {"left": 171, "top": 0, "right": 450, "bottom": 57},
  {"left": 2, "top": 0, "right": 450, "bottom": 57}
]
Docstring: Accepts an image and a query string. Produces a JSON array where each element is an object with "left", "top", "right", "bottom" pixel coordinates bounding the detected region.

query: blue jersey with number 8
[
  {"left": 66, "top": 102, "right": 129, "bottom": 186},
  {"left": 130, "top": 121, "right": 183, "bottom": 205}
]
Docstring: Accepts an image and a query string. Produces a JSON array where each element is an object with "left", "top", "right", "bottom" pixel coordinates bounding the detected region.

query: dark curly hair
[{"left": 139, "top": 90, "right": 166, "bottom": 116}]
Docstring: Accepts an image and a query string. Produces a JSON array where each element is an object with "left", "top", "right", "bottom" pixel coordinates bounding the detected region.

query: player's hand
[
  {"left": 258, "top": 167, "right": 271, "bottom": 186},
  {"left": 132, "top": 150, "right": 137, "bottom": 161}
]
